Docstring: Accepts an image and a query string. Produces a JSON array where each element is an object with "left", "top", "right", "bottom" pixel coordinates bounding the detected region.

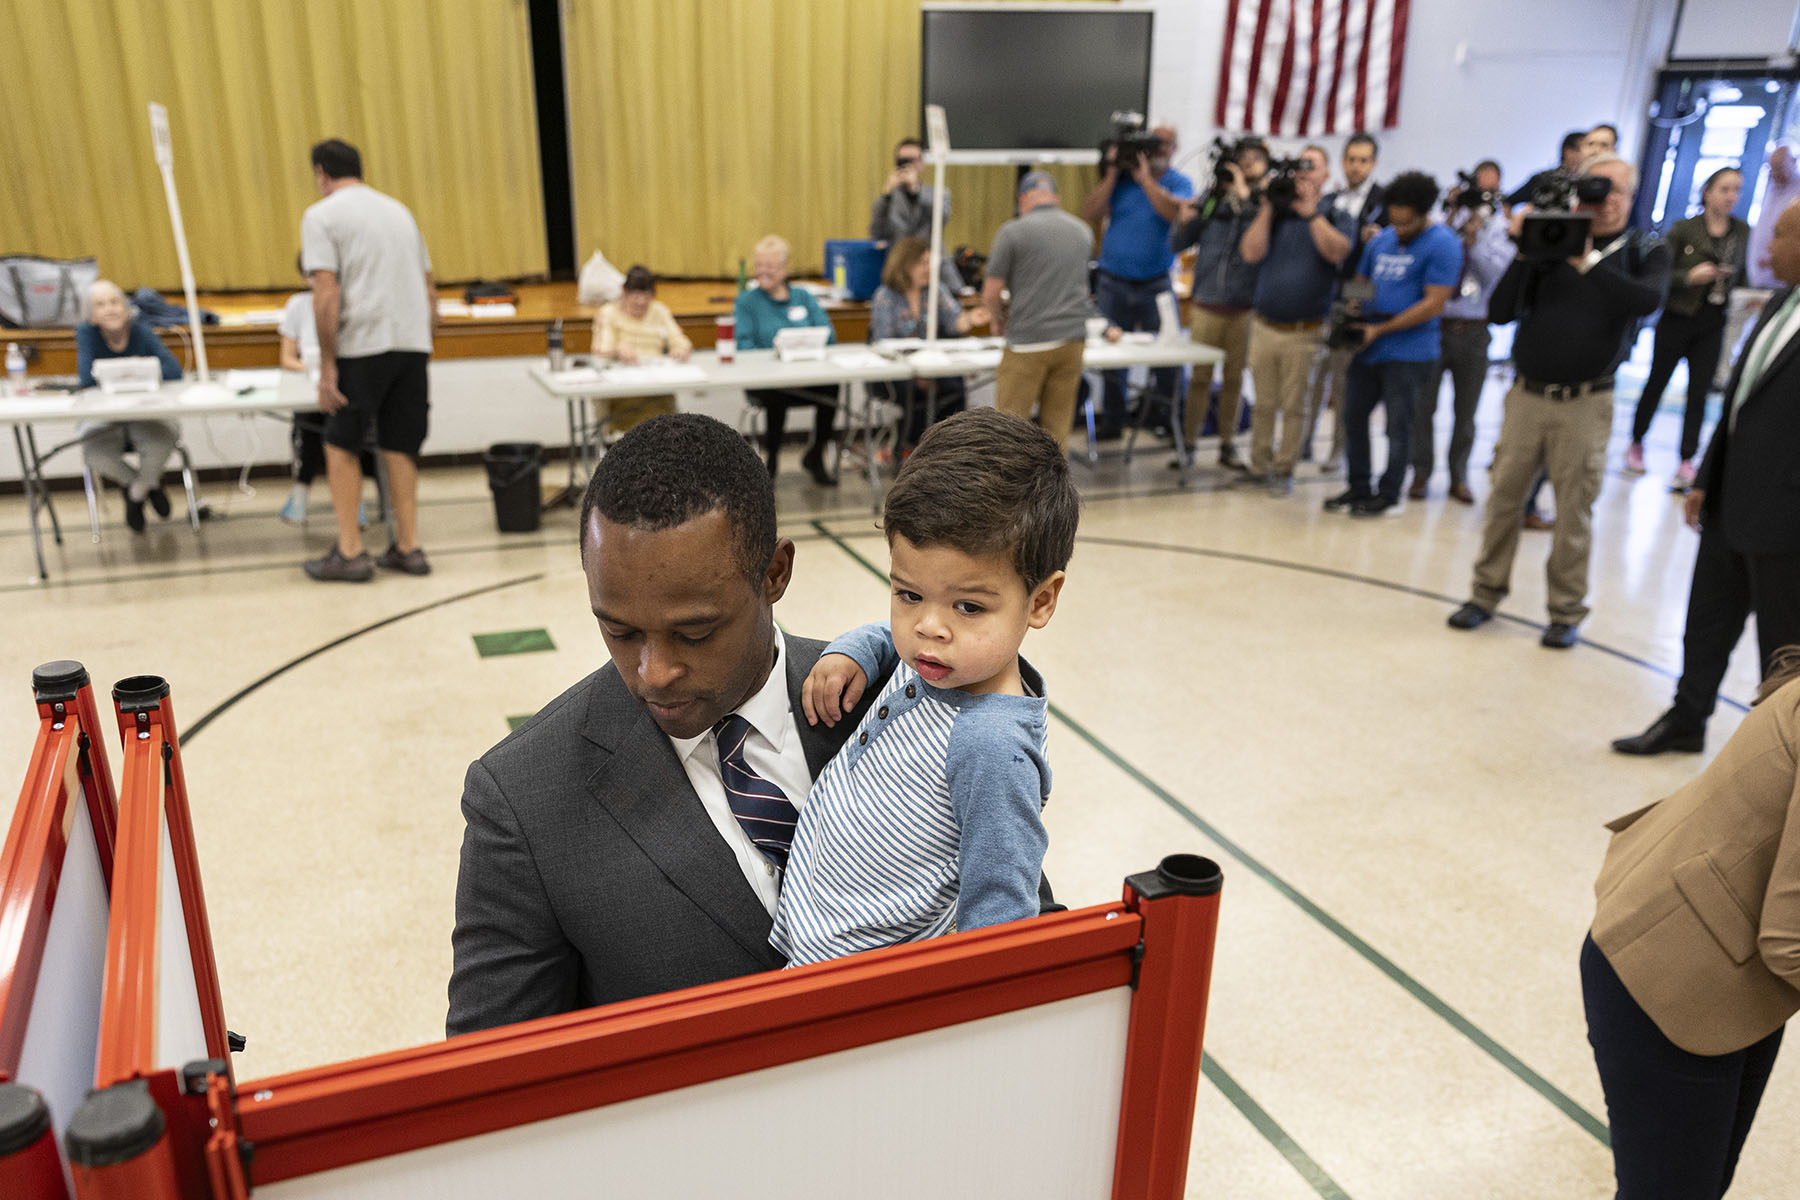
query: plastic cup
[{"left": 716, "top": 314, "right": 736, "bottom": 363}]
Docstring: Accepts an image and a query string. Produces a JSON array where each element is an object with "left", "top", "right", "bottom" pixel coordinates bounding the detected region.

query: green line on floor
[
  {"left": 811, "top": 518, "right": 1612, "bottom": 1149},
  {"left": 506, "top": 713, "right": 534, "bottom": 732},
  {"left": 1203, "top": 1054, "right": 1353, "bottom": 1199},
  {"left": 474, "top": 628, "right": 556, "bottom": 658}
]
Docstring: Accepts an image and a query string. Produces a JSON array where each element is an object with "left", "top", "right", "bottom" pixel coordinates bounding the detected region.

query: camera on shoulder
[
  {"left": 1263, "top": 157, "right": 1306, "bottom": 218},
  {"left": 1517, "top": 170, "right": 1612, "bottom": 261},
  {"left": 1446, "top": 169, "right": 1502, "bottom": 221},
  {"left": 1100, "top": 110, "right": 1163, "bottom": 175}
]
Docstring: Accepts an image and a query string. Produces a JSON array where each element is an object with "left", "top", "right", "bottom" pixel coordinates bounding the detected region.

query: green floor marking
[
  {"left": 506, "top": 713, "right": 534, "bottom": 732},
  {"left": 473, "top": 628, "right": 556, "bottom": 658},
  {"left": 812, "top": 518, "right": 1611, "bottom": 1149},
  {"left": 1204, "top": 1055, "right": 1354, "bottom": 1199}
]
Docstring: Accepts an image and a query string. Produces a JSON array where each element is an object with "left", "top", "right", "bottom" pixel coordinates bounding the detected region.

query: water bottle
[
  {"left": 831, "top": 250, "right": 848, "bottom": 301},
  {"left": 546, "top": 320, "right": 565, "bottom": 373},
  {"left": 4, "top": 344, "right": 24, "bottom": 397}
]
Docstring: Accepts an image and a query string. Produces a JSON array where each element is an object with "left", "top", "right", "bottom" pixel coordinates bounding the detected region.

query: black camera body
[
  {"left": 1263, "top": 157, "right": 1306, "bottom": 217},
  {"left": 1517, "top": 170, "right": 1612, "bottom": 261},
  {"left": 1324, "top": 279, "right": 1390, "bottom": 349},
  {"left": 1101, "top": 110, "right": 1163, "bottom": 175},
  {"left": 1204, "top": 135, "right": 1238, "bottom": 197},
  {"left": 1447, "top": 170, "right": 1502, "bottom": 219}
]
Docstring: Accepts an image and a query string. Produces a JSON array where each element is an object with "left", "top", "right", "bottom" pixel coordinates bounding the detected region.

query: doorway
[{"left": 1635, "top": 69, "right": 1800, "bottom": 234}]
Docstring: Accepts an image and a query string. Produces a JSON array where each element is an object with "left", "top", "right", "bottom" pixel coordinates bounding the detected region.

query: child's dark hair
[{"left": 882, "top": 409, "right": 1078, "bottom": 591}]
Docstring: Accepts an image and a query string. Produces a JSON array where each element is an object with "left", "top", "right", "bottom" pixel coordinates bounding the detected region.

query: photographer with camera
[
  {"left": 1169, "top": 136, "right": 1267, "bottom": 468},
  {"left": 1411, "top": 161, "right": 1516, "bottom": 504},
  {"left": 1081, "top": 120, "right": 1195, "bottom": 440},
  {"left": 1325, "top": 171, "right": 1461, "bottom": 518},
  {"left": 1301, "top": 133, "right": 1388, "bottom": 470},
  {"left": 870, "top": 137, "right": 962, "bottom": 298},
  {"left": 1447, "top": 154, "right": 1671, "bottom": 649},
  {"left": 1239, "top": 144, "right": 1354, "bottom": 492}
]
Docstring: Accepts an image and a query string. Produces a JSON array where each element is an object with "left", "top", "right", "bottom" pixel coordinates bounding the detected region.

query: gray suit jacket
[{"left": 447, "top": 635, "right": 878, "bottom": 1037}]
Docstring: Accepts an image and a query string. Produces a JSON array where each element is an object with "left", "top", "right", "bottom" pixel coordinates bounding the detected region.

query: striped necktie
[
  {"left": 1732, "top": 289, "right": 1800, "bottom": 430},
  {"left": 713, "top": 713, "right": 799, "bottom": 871}
]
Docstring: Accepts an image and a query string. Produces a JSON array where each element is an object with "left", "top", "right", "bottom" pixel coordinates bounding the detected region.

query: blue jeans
[
  {"left": 1345, "top": 357, "right": 1432, "bottom": 501},
  {"left": 1095, "top": 270, "right": 1183, "bottom": 428}
]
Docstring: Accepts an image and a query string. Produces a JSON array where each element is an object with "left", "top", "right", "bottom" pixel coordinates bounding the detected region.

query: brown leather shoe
[
  {"left": 1449, "top": 481, "right": 1475, "bottom": 504},
  {"left": 1407, "top": 480, "right": 1428, "bottom": 500},
  {"left": 1523, "top": 511, "right": 1555, "bottom": 531}
]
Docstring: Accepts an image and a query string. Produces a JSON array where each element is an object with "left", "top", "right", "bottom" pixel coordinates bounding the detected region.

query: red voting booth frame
[{"left": 11, "top": 671, "right": 1223, "bottom": 1200}]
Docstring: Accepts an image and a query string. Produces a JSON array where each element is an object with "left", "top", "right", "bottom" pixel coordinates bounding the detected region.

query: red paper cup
[{"left": 715, "top": 314, "right": 736, "bottom": 363}]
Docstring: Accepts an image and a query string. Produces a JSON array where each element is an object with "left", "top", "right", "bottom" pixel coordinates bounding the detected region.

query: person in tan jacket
[{"left": 1583, "top": 648, "right": 1800, "bottom": 1198}]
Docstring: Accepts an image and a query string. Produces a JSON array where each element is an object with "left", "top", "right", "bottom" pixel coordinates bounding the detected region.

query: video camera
[
  {"left": 1446, "top": 170, "right": 1502, "bottom": 220},
  {"left": 1324, "top": 279, "right": 1390, "bottom": 349},
  {"left": 1204, "top": 136, "right": 1238, "bottom": 197},
  {"left": 1101, "top": 111, "right": 1165, "bottom": 175},
  {"left": 1517, "top": 170, "right": 1612, "bottom": 261},
  {"left": 1263, "top": 156, "right": 1307, "bottom": 217}
]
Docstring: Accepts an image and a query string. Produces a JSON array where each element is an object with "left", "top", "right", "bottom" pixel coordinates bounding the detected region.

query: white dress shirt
[
  {"left": 1334, "top": 178, "right": 1375, "bottom": 218},
  {"left": 666, "top": 628, "right": 816, "bottom": 917}
]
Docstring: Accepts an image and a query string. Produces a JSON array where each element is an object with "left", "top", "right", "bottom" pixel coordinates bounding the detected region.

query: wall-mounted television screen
[{"left": 922, "top": 2, "right": 1154, "bottom": 159}]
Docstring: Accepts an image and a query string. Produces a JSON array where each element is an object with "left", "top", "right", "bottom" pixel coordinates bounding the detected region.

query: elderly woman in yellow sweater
[{"left": 591, "top": 265, "right": 691, "bottom": 433}]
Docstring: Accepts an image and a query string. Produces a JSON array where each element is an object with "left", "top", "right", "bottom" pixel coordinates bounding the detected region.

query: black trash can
[{"left": 484, "top": 442, "right": 543, "bottom": 533}]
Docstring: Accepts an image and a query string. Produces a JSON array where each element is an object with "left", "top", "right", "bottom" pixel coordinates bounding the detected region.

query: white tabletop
[
  {"left": 529, "top": 348, "right": 915, "bottom": 399},
  {"left": 895, "top": 335, "right": 1225, "bottom": 379},
  {"left": 1, "top": 372, "right": 316, "bottom": 426}
]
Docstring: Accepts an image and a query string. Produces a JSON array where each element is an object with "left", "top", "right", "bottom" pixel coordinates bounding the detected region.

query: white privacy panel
[
  {"left": 156, "top": 802, "right": 209, "bottom": 1073},
  {"left": 262, "top": 985, "right": 1135, "bottom": 1200}
]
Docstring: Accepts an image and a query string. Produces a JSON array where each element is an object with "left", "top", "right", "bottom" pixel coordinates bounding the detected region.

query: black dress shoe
[
  {"left": 1447, "top": 601, "right": 1491, "bottom": 630},
  {"left": 147, "top": 487, "right": 171, "bottom": 519},
  {"left": 123, "top": 495, "right": 146, "bottom": 533},
  {"left": 1611, "top": 709, "right": 1705, "bottom": 756},
  {"left": 1540, "top": 622, "right": 1579, "bottom": 649},
  {"left": 801, "top": 448, "right": 838, "bottom": 487}
]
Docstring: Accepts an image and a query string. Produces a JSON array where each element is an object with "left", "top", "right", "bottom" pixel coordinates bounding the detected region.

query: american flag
[{"left": 1214, "top": 0, "right": 1412, "bottom": 137}]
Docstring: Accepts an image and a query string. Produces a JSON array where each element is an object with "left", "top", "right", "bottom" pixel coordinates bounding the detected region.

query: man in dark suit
[
  {"left": 1301, "top": 132, "right": 1388, "bottom": 467},
  {"left": 1614, "top": 197, "right": 1800, "bottom": 756}
]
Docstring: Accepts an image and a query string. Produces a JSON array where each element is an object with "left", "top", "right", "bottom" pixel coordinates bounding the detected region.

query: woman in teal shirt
[{"left": 733, "top": 234, "right": 839, "bottom": 485}]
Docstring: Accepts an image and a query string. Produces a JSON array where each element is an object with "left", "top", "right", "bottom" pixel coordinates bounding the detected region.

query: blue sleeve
[
  {"left": 946, "top": 711, "right": 1050, "bottom": 932},
  {"left": 1424, "top": 231, "right": 1462, "bottom": 288},
  {"left": 134, "top": 322, "right": 183, "bottom": 380},
  {"left": 75, "top": 324, "right": 101, "bottom": 389},
  {"left": 733, "top": 291, "right": 768, "bottom": 350},
  {"left": 1355, "top": 236, "right": 1379, "bottom": 280},
  {"left": 822, "top": 621, "right": 899, "bottom": 685},
  {"left": 869, "top": 288, "right": 904, "bottom": 340},
  {"left": 1163, "top": 170, "right": 1196, "bottom": 202},
  {"left": 801, "top": 291, "right": 836, "bottom": 344}
]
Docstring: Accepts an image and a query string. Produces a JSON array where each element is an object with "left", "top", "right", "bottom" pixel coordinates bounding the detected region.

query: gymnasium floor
[{"left": 2, "top": 367, "right": 1792, "bottom": 1198}]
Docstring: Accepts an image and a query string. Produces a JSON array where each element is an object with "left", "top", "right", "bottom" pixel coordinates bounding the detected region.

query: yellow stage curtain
[
  {"left": 0, "top": 0, "right": 546, "bottom": 291},
  {"left": 564, "top": 0, "right": 1093, "bottom": 278}
]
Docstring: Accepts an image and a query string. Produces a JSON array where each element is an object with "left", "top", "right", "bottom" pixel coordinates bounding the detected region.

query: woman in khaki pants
[{"left": 1583, "top": 647, "right": 1800, "bottom": 1197}]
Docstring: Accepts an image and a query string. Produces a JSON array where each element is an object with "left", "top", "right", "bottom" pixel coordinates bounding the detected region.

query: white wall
[{"left": 1148, "top": 0, "right": 1679, "bottom": 197}]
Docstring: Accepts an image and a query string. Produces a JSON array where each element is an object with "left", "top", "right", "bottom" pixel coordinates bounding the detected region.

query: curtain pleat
[{"left": 0, "top": 0, "right": 547, "bottom": 290}]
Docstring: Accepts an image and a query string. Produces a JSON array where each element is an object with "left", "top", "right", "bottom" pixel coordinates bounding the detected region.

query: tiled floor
[{"left": 2, "top": 373, "right": 1792, "bottom": 1198}]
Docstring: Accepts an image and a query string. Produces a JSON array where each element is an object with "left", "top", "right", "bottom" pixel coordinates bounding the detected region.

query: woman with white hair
[
  {"left": 75, "top": 280, "right": 183, "bottom": 532},
  {"left": 732, "top": 234, "right": 840, "bottom": 485}
]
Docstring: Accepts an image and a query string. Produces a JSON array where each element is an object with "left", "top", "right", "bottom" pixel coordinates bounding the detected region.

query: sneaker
[
  {"left": 278, "top": 486, "right": 308, "bottom": 525},
  {"left": 1447, "top": 601, "right": 1491, "bottom": 630},
  {"left": 377, "top": 544, "right": 431, "bottom": 576},
  {"left": 1350, "top": 494, "right": 1404, "bottom": 518},
  {"left": 1267, "top": 473, "right": 1294, "bottom": 496},
  {"left": 1623, "top": 442, "right": 1646, "bottom": 475},
  {"left": 1218, "top": 443, "right": 1246, "bottom": 470},
  {"left": 147, "top": 487, "right": 171, "bottom": 519},
  {"left": 303, "top": 545, "right": 374, "bottom": 582},
  {"left": 1669, "top": 460, "right": 1697, "bottom": 493},
  {"left": 1323, "top": 487, "right": 1370, "bottom": 512}
]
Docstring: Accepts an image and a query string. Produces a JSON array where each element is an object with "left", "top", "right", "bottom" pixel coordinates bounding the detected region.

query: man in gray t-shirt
[
  {"left": 983, "top": 172, "right": 1102, "bottom": 440},
  {"left": 298, "top": 138, "right": 436, "bottom": 584}
]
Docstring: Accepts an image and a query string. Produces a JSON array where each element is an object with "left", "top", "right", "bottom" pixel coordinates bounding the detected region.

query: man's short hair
[
  {"left": 1300, "top": 144, "right": 1330, "bottom": 170},
  {"left": 1345, "top": 131, "right": 1378, "bottom": 158},
  {"left": 882, "top": 409, "right": 1079, "bottom": 592},
  {"left": 1384, "top": 171, "right": 1440, "bottom": 214},
  {"left": 1560, "top": 131, "right": 1586, "bottom": 157},
  {"left": 1474, "top": 159, "right": 1502, "bottom": 178},
  {"left": 1590, "top": 123, "right": 1619, "bottom": 141},
  {"left": 621, "top": 265, "right": 656, "bottom": 294},
  {"left": 1233, "top": 136, "right": 1269, "bottom": 161},
  {"left": 579, "top": 414, "right": 777, "bottom": 582},
  {"left": 1017, "top": 169, "right": 1058, "bottom": 196},
  {"left": 311, "top": 138, "right": 362, "bottom": 181},
  {"left": 895, "top": 137, "right": 924, "bottom": 155}
]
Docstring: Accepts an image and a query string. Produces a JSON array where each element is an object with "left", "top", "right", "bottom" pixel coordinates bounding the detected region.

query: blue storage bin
[{"left": 823, "top": 239, "right": 886, "bottom": 301}]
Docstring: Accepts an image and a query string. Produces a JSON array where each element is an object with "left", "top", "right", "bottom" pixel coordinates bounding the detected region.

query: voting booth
[
  {"left": 0, "top": 663, "right": 120, "bottom": 1198},
  {"left": 4, "top": 670, "right": 1224, "bottom": 1198}
]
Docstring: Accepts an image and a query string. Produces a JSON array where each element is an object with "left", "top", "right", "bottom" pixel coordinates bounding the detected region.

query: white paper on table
[
  {"left": 870, "top": 337, "right": 925, "bottom": 355},
  {"left": 436, "top": 300, "right": 472, "bottom": 317},
  {"left": 218, "top": 309, "right": 285, "bottom": 326},
  {"left": 469, "top": 303, "right": 517, "bottom": 318},
  {"left": 1121, "top": 331, "right": 1157, "bottom": 344},
  {"left": 17, "top": 394, "right": 78, "bottom": 413},
  {"left": 224, "top": 368, "right": 282, "bottom": 391},
  {"left": 604, "top": 363, "right": 708, "bottom": 386},
  {"left": 551, "top": 367, "right": 603, "bottom": 386},
  {"left": 907, "top": 349, "right": 953, "bottom": 369},
  {"left": 827, "top": 349, "right": 890, "bottom": 369}
]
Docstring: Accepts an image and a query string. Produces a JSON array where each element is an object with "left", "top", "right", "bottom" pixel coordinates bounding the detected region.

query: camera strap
[{"left": 1579, "top": 230, "right": 1633, "bottom": 274}]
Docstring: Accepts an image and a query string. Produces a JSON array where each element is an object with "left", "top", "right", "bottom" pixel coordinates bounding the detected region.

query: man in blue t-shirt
[
  {"left": 1326, "top": 171, "right": 1461, "bottom": 518},
  {"left": 1081, "top": 124, "right": 1195, "bottom": 438}
]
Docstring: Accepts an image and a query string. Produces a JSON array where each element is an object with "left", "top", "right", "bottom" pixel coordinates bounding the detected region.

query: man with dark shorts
[{"left": 300, "top": 138, "right": 437, "bottom": 582}]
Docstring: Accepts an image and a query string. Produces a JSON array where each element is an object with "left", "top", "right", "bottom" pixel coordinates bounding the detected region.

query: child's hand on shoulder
[{"left": 802, "top": 653, "right": 867, "bottom": 728}]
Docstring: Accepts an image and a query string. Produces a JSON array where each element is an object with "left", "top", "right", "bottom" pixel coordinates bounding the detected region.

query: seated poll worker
[
  {"left": 733, "top": 234, "right": 840, "bottom": 486},
  {"left": 447, "top": 413, "right": 1059, "bottom": 1036},
  {"left": 772, "top": 409, "right": 1075, "bottom": 965},
  {"left": 869, "top": 236, "right": 989, "bottom": 448},
  {"left": 75, "top": 279, "right": 183, "bottom": 533},
  {"left": 591, "top": 264, "right": 688, "bottom": 434}
]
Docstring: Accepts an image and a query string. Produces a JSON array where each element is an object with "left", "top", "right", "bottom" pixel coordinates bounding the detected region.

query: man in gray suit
[{"left": 448, "top": 414, "right": 888, "bottom": 1035}]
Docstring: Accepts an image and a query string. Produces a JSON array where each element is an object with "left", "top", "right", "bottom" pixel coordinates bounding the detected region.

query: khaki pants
[
  {"left": 995, "top": 342, "right": 1084, "bottom": 442},
  {"left": 1470, "top": 381, "right": 1614, "bottom": 624},
  {"left": 1186, "top": 307, "right": 1251, "bottom": 445},
  {"left": 1302, "top": 343, "right": 1352, "bottom": 463},
  {"left": 1246, "top": 319, "right": 1319, "bottom": 475}
]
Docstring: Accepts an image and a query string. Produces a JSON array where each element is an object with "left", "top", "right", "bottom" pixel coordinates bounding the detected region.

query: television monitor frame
[{"left": 921, "top": 1, "right": 1155, "bottom": 165}]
